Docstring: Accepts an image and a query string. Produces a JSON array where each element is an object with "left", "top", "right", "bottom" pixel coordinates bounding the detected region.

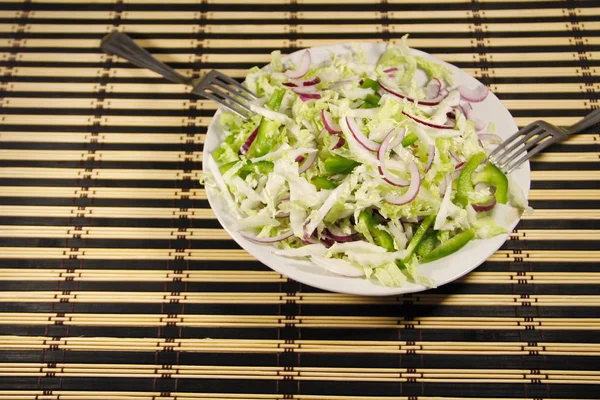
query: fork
[
  {"left": 488, "top": 109, "right": 600, "bottom": 174},
  {"left": 100, "top": 32, "right": 258, "bottom": 119}
]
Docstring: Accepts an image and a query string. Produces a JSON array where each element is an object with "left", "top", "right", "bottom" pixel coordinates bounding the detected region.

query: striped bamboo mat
[{"left": 0, "top": 0, "right": 599, "bottom": 399}]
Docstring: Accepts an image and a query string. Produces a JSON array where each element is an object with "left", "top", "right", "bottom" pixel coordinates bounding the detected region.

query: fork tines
[
  {"left": 488, "top": 120, "right": 563, "bottom": 174},
  {"left": 195, "top": 70, "right": 258, "bottom": 120}
]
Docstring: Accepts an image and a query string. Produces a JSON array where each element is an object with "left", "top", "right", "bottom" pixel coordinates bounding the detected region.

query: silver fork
[
  {"left": 488, "top": 109, "right": 600, "bottom": 174},
  {"left": 100, "top": 32, "right": 258, "bottom": 119}
]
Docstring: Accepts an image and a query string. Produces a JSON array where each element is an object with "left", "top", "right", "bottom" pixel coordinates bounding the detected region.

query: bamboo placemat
[{"left": 0, "top": 0, "right": 598, "bottom": 399}]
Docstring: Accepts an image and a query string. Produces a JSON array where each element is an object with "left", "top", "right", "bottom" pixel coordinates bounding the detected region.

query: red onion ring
[
  {"left": 383, "top": 67, "right": 398, "bottom": 74},
  {"left": 424, "top": 144, "right": 435, "bottom": 173},
  {"left": 299, "top": 93, "right": 321, "bottom": 101},
  {"left": 379, "top": 78, "right": 446, "bottom": 106},
  {"left": 455, "top": 162, "right": 465, "bottom": 170},
  {"left": 323, "top": 228, "right": 360, "bottom": 243},
  {"left": 298, "top": 150, "right": 317, "bottom": 174},
  {"left": 331, "top": 136, "right": 345, "bottom": 150},
  {"left": 458, "top": 84, "right": 489, "bottom": 103},
  {"left": 285, "top": 50, "right": 311, "bottom": 79},
  {"left": 239, "top": 127, "right": 258, "bottom": 155},
  {"left": 378, "top": 128, "right": 409, "bottom": 187},
  {"left": 402, "top": 111, "right": 455, "bottom": 130},
  {"left": 478, "top": 133, "right": 503, "bottom": 143},
  {"left": 384, "top": 161, "right": 421, "bottom": 205},
  {"left": 321, "top": 109, "right": 342, "bottom": 134},
  {"left": 241, "top": 229, "right": 293, "bottom": 243},
  {"left": 292, "top": 85, "right": 317, "bottom": 95},
  {"left": 472, "top": 196, "right": 497, "bottom": 212},
  {"left": 425, "top": 78, "right": 442, "bottom": 99},
  {"left": 346, "top": 117, "right": 380, "bottom": 152},
  {"left": 388, "top": 128, "right": 406, "bottom": 149}
]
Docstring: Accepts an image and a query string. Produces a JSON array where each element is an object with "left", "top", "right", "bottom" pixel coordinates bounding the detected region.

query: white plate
[{"left": 203, "top": 42, "right": 530, "bottom": 296}]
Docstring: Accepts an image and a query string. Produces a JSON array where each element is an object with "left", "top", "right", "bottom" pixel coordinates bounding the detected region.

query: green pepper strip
[
  {"left": 219, "top": 160, "right": 273, "bottom": 178},
  {"left": 455, "top": 152, "right": 486, "bottom": 207},
  {"left": 358, "top": 210, "right": 395, "bottom": 252},
  {"left": 422, "top": 230, "right": 475, "bottom": 263},
  {"left": 402, "top": 215, "right": 436, "bottom": 262},
  {"left": 312, "top": 176, "right": 337, "bottom": 190},
  {"left": 360, "top": 78, "right": 381, "bottom": 92},
  {"left": 474, "top": 162, "right": 509, "bottom": 204},
  {"left": 416, "top": 230, "right": 438, "bottom": 258},
  {"left": 248, "top": 88, "right": 286, "bottom": 158},
  {"left": 324, "top": 155, "right": 360, "bottom": 174},
  {"left": 401, "top": 133, "right": 418, "bottom": 147}
]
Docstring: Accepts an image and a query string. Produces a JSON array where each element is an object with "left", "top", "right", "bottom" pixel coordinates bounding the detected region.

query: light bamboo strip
[
  {"left": 0, "top": 131, "right": 595, "bottom": 146},
  {"left": 0, "top": 150, "right": 595, "bottom": 163},
  {"left": 0, "top": 150, "right": 203, "bottom": 162},
  {"left": 22, "top": 8, "right": 599, "bottom": 20},
  {"left": 1, "top": 336, "right": 598, "bottom": 356},
  {"left": 1, "top": 291, "right": 598, "bottom": 307},
  {"left": 1, "top": 361, "right": 597, "bottom": 383},
  {"left": 0, "top": 224, "right": 598, "bottom": 242},
  {"left": 0, "top": 206, "right": 596, "bottom": 221},
  {"left": 0, "top": 205, "right": 215, "bottom": 219},
  {"left": 3, "top": 82, "right": 600, "bottom": 97},
  {"left": 5, "top": 22, "right": 599, "bottom": 35},
  {"left": 0, "top": 113, "right": 592, "bottom": 129},
  {"left": 0, "top": 313, "right": 598, "bottom": 330},
  {"left": 0, "top": 247, "right": 596, "bottom": 262},
  {"left": 10, "top": 36, "right": 600, "bottom": 50},
  {"left": 1, "top": 168, "right": 598, "bottom": 182},
  {"left": 0, "top": 269, "right": 597, "bottom": 285},
  {"left": 0, "top": 269, "right": 284, "bottom": 282},
  {"left": 1, "top": 96, "right": 596, "bottom": 112},
  {"left": 0, "top": 186, "right": 597, "bottom": 202}
]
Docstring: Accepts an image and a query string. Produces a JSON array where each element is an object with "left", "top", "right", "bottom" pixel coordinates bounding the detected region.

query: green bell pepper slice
[
  {"left": 455, "top": 152, "right": 486, "bottom": 207},
  {"left": 401, "top": 132, "right": 418, "bottom": 147},
  {"left": 358, "top": 210, "right": 395, "bottom": 252},
  {"left": 360, "top": 78, "right": 381, "bottom": 92},
  {"left": 311, "top": 176, "right": 337, "bottom": 190},
  {"left": 474, "top": 162, "right": 509, "bottom": 204},
  {"left": 422, "top": 229, "right": 475, "bottom": 263},
  {"left": 324, "top": 155, "right": 360, "bottom": 174},
  {"left": 403, "top": 215, "right": 436, "bottom": 261},
  {"left": 416, "top": 230, "right": 438, "bottom": 258},
  {"left": 248, "top": 88, "right": 286, "bottom": 158}
]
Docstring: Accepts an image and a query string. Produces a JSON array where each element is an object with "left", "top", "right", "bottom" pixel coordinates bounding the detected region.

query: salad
[{"left": 204, "top": 37, "right": 529, "bottom": 288}]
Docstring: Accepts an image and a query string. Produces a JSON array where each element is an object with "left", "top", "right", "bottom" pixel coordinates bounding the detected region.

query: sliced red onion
[
  {"left": 301, "top": 77, "right": 320, "bottom": 86},
  {"left": 285, "top": 50, "right": 311, "bottom": 79},
  {"left": 425, "top": 78, "right": 442, "bottom": 99},
  {"left": 378, "top": 128, "right": 409, "bottom": 187},
  {"left": 239, "top": 127, "right": 258, "bottom": 155},
  {"left": 323, "top": 228, "right": 360, "bottom": 243},
  {"left": 379, "top": 78, "right": 446, "bottom": 106},
  {"left": 455, "top": 162, "right": 465, "bottom": 170},
  {"left": 321, "top": 109, "right": 342, "bottom": 134},
  {"left": 331, "top": 136, "right": 345, "bottom": 150},
  {"left": 424, "top": 145, "right": 435, "bottom": 173},
  {"left": 458, "top": 84, "right": 489, "bottom": 102},
  {"left": 402, "top": 111, "right": 455, "bottom": 130},
  {"left": 299, "top": 93, "right": 321, "bottom": 102},
  {"left": 449, "top": 150, "right": 462, "bottom": 162},
  {"left": 282, "top": 82, "right": 297, "bottom": 88},
  {"left": 241, "top": 229, "right": 293, "bottom": 243},
  {"left": 388, "top": 128, "right": 406, "bottom": 149},
  {"left": 292, "top": 85, "right": 317, "bottom": 95},
  {"left": 384, "top": 161, "right": 421, "bottom": 205},
  {"left": 383, "top": 67, "right": 398, "bottom": 74},
  {"left": 438, "top": 174, "right": 452, "bottom": 197},
  {"left": 478, "top": 133, "right": 503, "bottom": 143},
  {"left": 298, "top": 150, "right": 317, "bottom": 174},
  {"left": 474, "top": 120, "right": 487, "bottom": 131},
  {"left": 346, "top": 117, "right": 379, "bottom": 152},
  {"left": 295, "top": 155, "right": 304, "bottom": 163},
  {"left": 472, "top": 196, "right": 497, "bottom": 212}
]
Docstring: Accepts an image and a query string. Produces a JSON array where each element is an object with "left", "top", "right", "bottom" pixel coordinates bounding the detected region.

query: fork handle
[
  {"left": 567, "top": 108, "right": 600, "bottom": 135},
  {"left": 101, "top": 32, "right": 191, "bottom": 86}
]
